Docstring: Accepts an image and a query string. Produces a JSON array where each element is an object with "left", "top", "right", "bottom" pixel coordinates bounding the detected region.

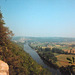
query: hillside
[{"left": 0, "top": 11, "right": 51, "bottom": 75}]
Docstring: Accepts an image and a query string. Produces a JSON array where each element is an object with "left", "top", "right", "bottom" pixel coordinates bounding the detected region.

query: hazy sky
[{"left": 0, "top": 0, "right": 75, "bottom": 37}]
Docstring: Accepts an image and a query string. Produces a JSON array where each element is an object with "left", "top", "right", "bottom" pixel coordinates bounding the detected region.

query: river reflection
[{"left": 24, "top": 43, "right": 61, "bottom": 75}]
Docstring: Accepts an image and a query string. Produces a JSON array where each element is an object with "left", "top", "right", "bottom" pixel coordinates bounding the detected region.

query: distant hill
[{"left": 12, "top": 36, "right": 75, "bottom": 43}]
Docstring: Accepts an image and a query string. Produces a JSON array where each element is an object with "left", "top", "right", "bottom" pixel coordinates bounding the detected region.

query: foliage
[
  {"left": 0, "top": 12, "right": 13, "bottom": 46},
  {"left": 32, "top": 46, "right": 57, "bottom": 63},
  {"left": 0, "top": 11, "right": 51, "bottom": 75},
  {"left": 60, "top": 66, "right": 72, "bottom": 75},
  {"left": 42, "top": 51, "right": 57, "bottom": 63},
  {"left": 52, "top": 48, "right": 65, "bottom": 54},
  {"left": 67, "top": 57, "right": 75, "bottom": 64}
]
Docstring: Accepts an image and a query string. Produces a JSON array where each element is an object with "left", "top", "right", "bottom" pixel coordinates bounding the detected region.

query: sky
[{"left": 0, "top": 0, "right": 75, "bottom": 37}]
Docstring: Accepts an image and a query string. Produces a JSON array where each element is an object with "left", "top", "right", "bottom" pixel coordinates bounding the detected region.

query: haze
[{"left": 0, "top": 0, "right": 75, "bottom": 37}]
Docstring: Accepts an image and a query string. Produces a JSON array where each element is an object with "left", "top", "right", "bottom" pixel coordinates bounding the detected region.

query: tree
[
  {"left": 0, "top": 11, "right": 13, "bottom": 46},
  {"left": 70, "top": 49, "right": 72, "bottom": 54},
  {"left": 72, "top": 57, "right": 74, "bottom": 63},
  {"left": 67, "top": 57, "right": 75, "bottom": 64}
]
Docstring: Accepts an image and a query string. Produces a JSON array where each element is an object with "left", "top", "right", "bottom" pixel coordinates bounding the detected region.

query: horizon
[
  {"left": 0, "top": 0, "right": 75, "bottom": 37},
  {"left": 13, "top": 36, "right": 75, "bottom": 39}
]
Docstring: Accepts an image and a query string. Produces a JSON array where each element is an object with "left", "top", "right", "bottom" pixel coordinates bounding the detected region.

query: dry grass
[{"left": 56, "top": 54, "right": 75, "bottom": 67}]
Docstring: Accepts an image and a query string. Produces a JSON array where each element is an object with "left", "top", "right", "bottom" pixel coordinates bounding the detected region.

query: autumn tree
[{"left": 0, "top": 11, "right": 13, "bottom": 46}]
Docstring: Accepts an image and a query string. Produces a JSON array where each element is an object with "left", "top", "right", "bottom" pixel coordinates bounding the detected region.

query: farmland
[{"left": 30, "top": 41, "right": 75, "bottom": 67}]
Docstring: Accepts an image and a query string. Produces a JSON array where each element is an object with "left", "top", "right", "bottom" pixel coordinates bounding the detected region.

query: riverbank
[
  {"left": 37, "top": 51, "right": 75, "bottom": 75},
  {"left": 29, "top": 44, "right": 75, "bottom": 75},
  {"left": 28, "top": 43, "right": 61, "bottom": 75},
  {"left": 38, "top": 53, "right": 59, "bottom": 69}
]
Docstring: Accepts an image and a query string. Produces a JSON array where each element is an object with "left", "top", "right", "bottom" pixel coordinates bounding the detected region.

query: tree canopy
[{"left": 0, "top": 11, "right": 13, "bottom": 46}]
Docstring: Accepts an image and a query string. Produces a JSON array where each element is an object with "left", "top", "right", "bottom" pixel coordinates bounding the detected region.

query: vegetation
[
  {"left": 52, "top": 48, "right": 65, "bottom": 54},
  {"left": 67, "top": 57, "right": 75, "bottom": 64},
  {"left": 30, "top": 45, "right": 57, "bottom": 64},
  {"left": 56, "top": 54, "right": 75, "bottom": 67},
  {"left": 29, "top": 41, "right": 75, "bottom": 74},
  {"left": 0, "top": 11, "right": 51, "bottom": 75}
]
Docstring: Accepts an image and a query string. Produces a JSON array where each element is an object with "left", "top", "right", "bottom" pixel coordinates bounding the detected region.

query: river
[{"left": 24, "top": 43, "right": 61, "bottom": 75}]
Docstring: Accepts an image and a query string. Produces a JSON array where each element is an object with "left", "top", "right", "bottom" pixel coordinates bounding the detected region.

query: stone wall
[{"left": 0, "top": 60, "right": 9, "bottom": 75}]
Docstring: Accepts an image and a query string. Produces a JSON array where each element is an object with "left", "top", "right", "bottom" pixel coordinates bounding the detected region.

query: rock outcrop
[{"left": 0, "top": 60, "right": 9, "bottom": 75}]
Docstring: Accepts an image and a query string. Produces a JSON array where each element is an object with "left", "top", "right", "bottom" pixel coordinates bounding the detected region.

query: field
[
  {"left": 56, "top": 54, "right": 75, "bottom": 67},
  {"left": 31, "top": 42, "right": 75, "bottom": 54},
  {"left": 30, "top": 40, "right": 75, "bottom": 67}
]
